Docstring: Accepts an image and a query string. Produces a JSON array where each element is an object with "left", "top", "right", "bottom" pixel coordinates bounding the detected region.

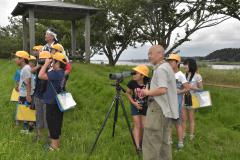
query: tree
[
  {"left": 90, "top": 0, "right": 140, "bottom": 65},
  {"left": 210, "top": 0, "right": 240, "bottom": 20},
  {"left": 136, "top": 0, "right": 230, "bottom": 55},
  {"left": 66, "top": 0, "right": 140, "bottom": 66},
  {"left": 0, "top": 17, "right": 22, "bottom": 58}
]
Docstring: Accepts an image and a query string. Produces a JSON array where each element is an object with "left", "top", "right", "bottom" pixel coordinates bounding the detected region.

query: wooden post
[
  {"left": 71, "top": 20, "right": 77, "bottom": 55},
  {"left": 85, "top": 13, "right": 91, "bottom": 63},
  {"left": 28, "top": 8, "right": 35, "bottom": 54},
  {"left": 22, "top": 16, "right": 28, "bottom": 51}
]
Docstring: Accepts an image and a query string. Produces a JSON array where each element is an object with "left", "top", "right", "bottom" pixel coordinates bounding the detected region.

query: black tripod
[{"left": 89, "top": 79, "right": 138, "bottom": 155}]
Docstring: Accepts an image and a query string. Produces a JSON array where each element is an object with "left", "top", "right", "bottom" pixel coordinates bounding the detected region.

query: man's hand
[{"left": 26, "top": 95, "right": 32, "bottom": 103}]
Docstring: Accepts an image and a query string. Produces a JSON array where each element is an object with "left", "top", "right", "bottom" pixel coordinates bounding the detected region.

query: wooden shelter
[{"left": 12, "top": 1, "right": 99, "bottom": 62}]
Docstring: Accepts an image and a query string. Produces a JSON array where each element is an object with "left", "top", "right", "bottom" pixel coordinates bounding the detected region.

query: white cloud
[{"left": 0, "top": 0, "right": 48, "bottom": 27}]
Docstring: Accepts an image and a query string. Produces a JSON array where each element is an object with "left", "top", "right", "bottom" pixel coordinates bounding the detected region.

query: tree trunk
[{"left": 108, "top": 58, "right": 116, "bottom": 66}]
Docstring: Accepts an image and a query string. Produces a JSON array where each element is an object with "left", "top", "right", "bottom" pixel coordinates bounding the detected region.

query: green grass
[
  {"left": 199, "top": 67, "right": 240, "bottom": 87},
  {"left": 0, "top": 59, "right": 240, "bottom": 160}
]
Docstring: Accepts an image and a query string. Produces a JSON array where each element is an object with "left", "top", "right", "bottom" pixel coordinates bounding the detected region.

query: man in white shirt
[{"left": 142, "top": 45, "right": 178, "bottom": 160}]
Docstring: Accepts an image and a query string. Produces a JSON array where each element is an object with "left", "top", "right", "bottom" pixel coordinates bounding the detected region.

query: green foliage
[
  {"left": 1, "top": 0, "right": 239, "bottom": 64},
  {"left": 0, "top": 17, "right": 22, "bottom": 58},
  {"left": 204, "top": 48, "right": 240, "bottom": 61},
  {"left": 0, "top": 59, "right": 240, "bottom": 159},
  {"left": 0, "top": 16, "right": 85, "bottom": 57},
  {"left": 66, "top": 0, "right": 141, "bottom": 66}
]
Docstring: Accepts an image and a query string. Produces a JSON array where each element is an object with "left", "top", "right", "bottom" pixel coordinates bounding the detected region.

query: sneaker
[
  {"left": 190, "top": 134, "right": 195, "bottom": 141},
  {"left": 177, "top": 142, "right": 184, "bottom": 150},
  {"left": 136, "top": 147, "right": 142, "bottom": 153},
  {"left": 20, "top": 129, "right": 29, "bottom": 134},
  {"left": 44, "top": 144, "right": 60, "bottom": 152}
]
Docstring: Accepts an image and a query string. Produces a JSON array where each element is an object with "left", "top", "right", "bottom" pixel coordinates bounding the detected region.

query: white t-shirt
[
  {"left": 187, "top": 73, "right": 202, "bottom": 93},
  {"left": 175, "top": 71, "right": 188, "bottom": 90},
  {"left": 19, "top": 65, "right": 34, "bottom": 97}
]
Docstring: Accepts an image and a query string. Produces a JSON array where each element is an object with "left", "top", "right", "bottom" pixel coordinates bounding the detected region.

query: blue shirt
[
  {"left": 43, "top": 70, "right": 65, "bottom": 104},
  {"left": 14, "top": 69, "right": 21, "bottom": 82}
]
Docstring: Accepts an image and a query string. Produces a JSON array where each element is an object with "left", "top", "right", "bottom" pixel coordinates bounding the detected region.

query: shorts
[
  {"left": 34, "top": 96, "right": 48, "bottom": 129},
  {"left": 131, "top": 104, "right": 148, "bottom": 116},
  {"left": 46, "top": 103, "right": 64, "bottom": 139}
]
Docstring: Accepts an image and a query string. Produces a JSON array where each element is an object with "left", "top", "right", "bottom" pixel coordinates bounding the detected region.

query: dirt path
[{"left": 204, "top": 83, "right": 240, "bottom": 89}]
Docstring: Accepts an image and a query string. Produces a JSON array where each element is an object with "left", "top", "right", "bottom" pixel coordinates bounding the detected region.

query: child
[
  {"left": 167, "top": 53, "right": 190, "bottom": 149},
  {"left": 13, "top": 69, "right": 21, "bottom": 126},
  {"left": 15, "top": 51, "right": 33, "bottom": 133},
  {"left": 38, "top": 52, "right": 67, "bottom": 151},
  {"left": 182, "top": 58, "right": 203, "bottom": 141},
  {"left": 33, "top": 51, "right": 52, "bottom": 140},
  {"left": 51, "top": 43, "right": 72, "bottom": 90},
  {"left": 32, "top": 45, "right": 43, "bottom": 58},
  {"left": 28, "top": 55, "right": 38, "bottom": 131},
  {"left": 14, "top": 69, "right": 21, "bottom": 92},
  {"left": 126, "top": 65, "right": 149, "bottom": 151}
]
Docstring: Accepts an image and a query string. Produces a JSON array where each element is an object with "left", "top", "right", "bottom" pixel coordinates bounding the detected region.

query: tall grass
[{"left": 0, "top": 59, "right": 239, "bottom": 160}]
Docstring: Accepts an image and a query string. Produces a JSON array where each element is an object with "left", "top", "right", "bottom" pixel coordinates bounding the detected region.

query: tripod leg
[
  {"left": 119, "top": 97, "right": 139, "bottom": 154},
  {"left": 89, "top": 98, "right": 116, "bottom": 155},
  {"left": 112, "top": 96, "right": 119, "bottom": 137}
]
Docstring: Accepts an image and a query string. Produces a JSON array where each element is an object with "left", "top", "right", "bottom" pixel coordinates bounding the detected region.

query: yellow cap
[
  {"left": 15, "top": 51, "right": 30, "bottom": 60},
  {"left": 167, "top": 53, "right": 181, "bottom": 62},
  {"left": 51, "top": 43, "right": 64, "bottom": 52},
  {"left": 29, "top": 55, "right": 36, "bottom": 61},
  {"left": 33, "top": 45, "right": 43, "bottom": 51},
  {"left": 53, "top": 52, "right": 67, "bottom": 64},
  {"left": 132, "top": 65, "right": 149, "bottom": 77},
  {"left": 39, "top": 51, "right": 52, "bottom": 59}
]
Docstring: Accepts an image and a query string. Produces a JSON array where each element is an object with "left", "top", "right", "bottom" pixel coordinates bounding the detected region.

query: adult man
[
  {"left": 42, "top": 28, "right": 58, "bottom": 52},
  {"left": 142, "top": 45, "right": 179, "bottom": 160}
]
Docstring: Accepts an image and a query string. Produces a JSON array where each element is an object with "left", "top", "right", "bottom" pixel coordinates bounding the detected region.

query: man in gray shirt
[{"left": 142, "top": 45, "right": 178, "bottom": 160}]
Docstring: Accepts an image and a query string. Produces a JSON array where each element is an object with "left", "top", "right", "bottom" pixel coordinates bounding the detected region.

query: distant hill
[{"left": 205, "top": 48, "right": 240, "bottom": 61}]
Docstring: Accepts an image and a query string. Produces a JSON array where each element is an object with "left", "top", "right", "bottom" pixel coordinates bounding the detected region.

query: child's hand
[
  {"left": 133, "top": 102, "right": 143, "bottom": 110},
  {"left": 44, "top": 58, "right": 52, "bottom": 66},
  {"left": 26, "top": 95, "right": 32, "bottom": 103}
]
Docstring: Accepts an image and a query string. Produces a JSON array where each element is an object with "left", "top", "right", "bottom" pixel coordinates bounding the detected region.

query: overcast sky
[{"left": 1, "top": 0, "right": 240, "bottom": 60}]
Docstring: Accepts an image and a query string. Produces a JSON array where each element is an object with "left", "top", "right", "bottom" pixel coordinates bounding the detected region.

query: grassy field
[{"left": 0, "top": 59, "right": 240, "bottom": 160}]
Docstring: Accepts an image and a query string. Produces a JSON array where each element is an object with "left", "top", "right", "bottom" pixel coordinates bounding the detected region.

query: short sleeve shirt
[
  {"left": 175, "top": 71, "right": 188, "bottom": 90},
  {"left": 19, "top": 65, "right": 32, "bottom": 97},
  {"left": 187, "top": 73, "right": 202, "bottom": 93},
  {"left": 43, "top": 70, "right": 65, "bottom": 104},
  {"left": 150, "top": 62, "right": 179, "bottom": 119},
  {"left": 14, "top": 69, "right": 21, "bottom": 82},
  {"left": 127, "top": 80, "right": 148, "bottom": 107}
]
